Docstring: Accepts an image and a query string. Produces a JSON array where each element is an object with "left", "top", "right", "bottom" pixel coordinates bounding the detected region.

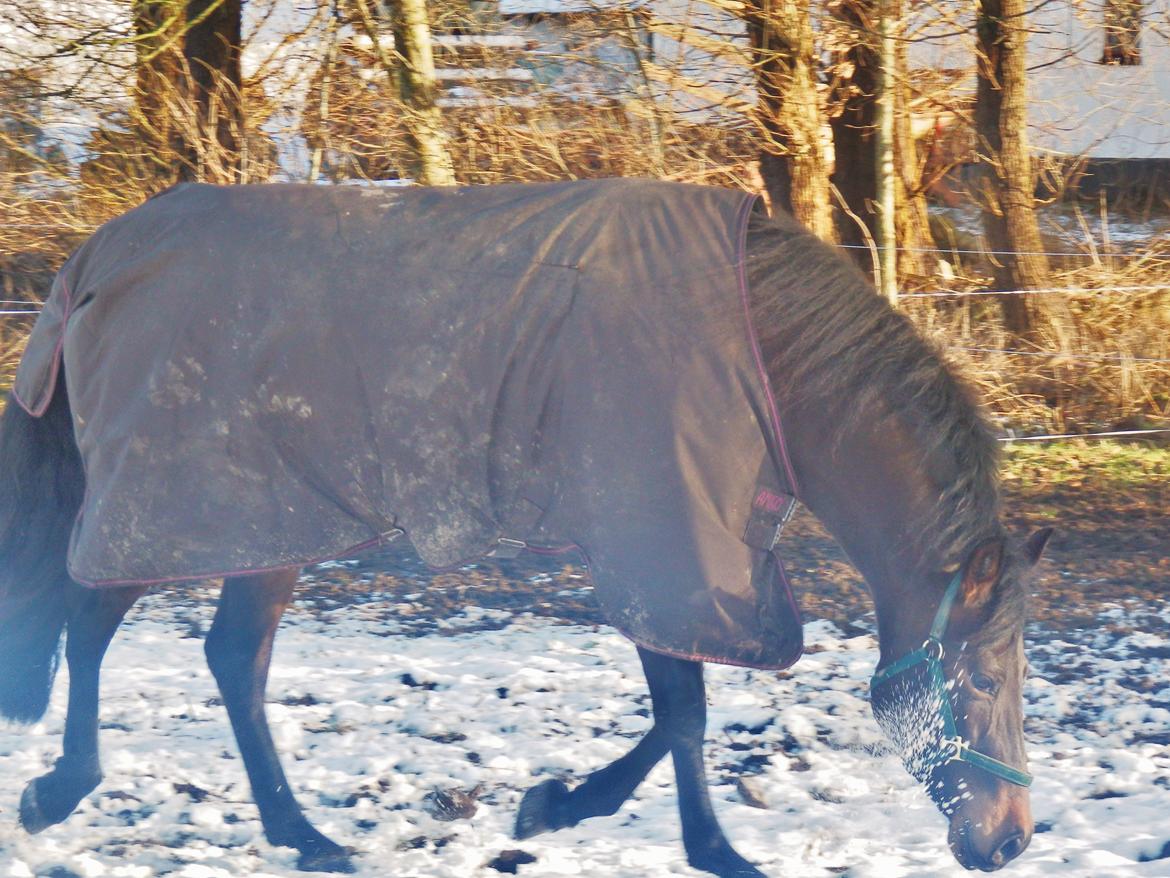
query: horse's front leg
[
  {"left": 515, "top": 715, "right": 670, "bottom": 838},
  {"left": 641, "top": 647, "right": 766, "bottom": 878},
  {"left": 204, "top": 569, "right": 352, "bottom": 874},
  {"left": 20, "top": 583, "right": 148, "bottom": 834}
]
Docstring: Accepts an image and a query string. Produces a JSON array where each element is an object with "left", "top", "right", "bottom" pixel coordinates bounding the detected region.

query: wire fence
[
  {"left": 836, "top": 242, "right": 1110, "bottom": 258},
  {"left": 7, "top": 307, "right": 1168, "bottom": 362},
  {"left": 4, "top": 229, "right": 1164, "bottom": 261},
  {"left": 952, "top": 347, "right": 1170, "bottom": 364},
  {"left": 998, "top": 429, "right": 1170, "bottom": 442},
  {"left": 901, "top": 285, "right": 1168, "bottom": 298},
  {"left": 4, "top": 282, "right": 1169, "bottom": 314},
  {"left": 3, "top": 253, "right": 1166, "bottom": 443},
  {"left": 4, "top": 290, "right": 1170, "bottom": 369}
]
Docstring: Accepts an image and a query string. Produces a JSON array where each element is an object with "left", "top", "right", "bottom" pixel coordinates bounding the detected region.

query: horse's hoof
[
  {"left": 514, "top": 778, "right": 571, "bottom": 840},
  {"left": 295, "top": 843, "right": 356, "bottom": 874},
  {"left": 689, "top": 858, "right": 767, "bottom": 878},
  {"left": 687, "top": 842, "right": 768, "bottom": 878},
  {"left": 18, "top": 780, "right": 51, "bottom": 835},
  {"left": 18, "top": 767, "right": 102, "bottom": 835}
]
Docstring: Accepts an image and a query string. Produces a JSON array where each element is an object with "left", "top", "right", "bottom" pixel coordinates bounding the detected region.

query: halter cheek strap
[{"left": 871, "top": 571, "right": 1034, "bottom": 789}]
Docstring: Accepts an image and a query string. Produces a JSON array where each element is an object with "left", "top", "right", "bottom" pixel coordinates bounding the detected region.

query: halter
[{"left": 870, "top": 571, "right": 1033, "bottom": 788}]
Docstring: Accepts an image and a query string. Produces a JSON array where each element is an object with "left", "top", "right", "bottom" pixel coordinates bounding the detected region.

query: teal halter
[{"left": 870, "top": 571, "right": 1033, "bottom": 788}]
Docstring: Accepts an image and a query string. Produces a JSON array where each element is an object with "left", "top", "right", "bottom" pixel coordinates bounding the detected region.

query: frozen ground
[{"left": 1, "top": 589, "right": 1168, "bottom": 878}]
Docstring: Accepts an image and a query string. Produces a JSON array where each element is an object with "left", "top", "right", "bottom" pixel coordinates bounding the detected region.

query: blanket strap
[
  {"left": 743, "top": 485, "right": 797, "bottom": 552},
  {"left": 486, "top": 497, "right": 546, "bottom": 559}
]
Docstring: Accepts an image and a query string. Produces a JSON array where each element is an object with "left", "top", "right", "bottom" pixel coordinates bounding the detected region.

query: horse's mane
[{"left": 743, "top": 208, "right": 1004, "bottom": 576}]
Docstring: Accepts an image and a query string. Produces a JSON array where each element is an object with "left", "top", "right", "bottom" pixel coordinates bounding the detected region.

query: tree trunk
[
  {"left": 893, "top": 30, "right": 933, "bottom": 280},
  {"left": 975, "top": 0, "right": 1051, "bottom": 337},
  {"left": 388, "top": 0, "right": 456, "bottom": 186},
  {"left": 744, "top": 0, "right": 835, "bottom": 241},
  {"left": 829, "top": 0, "right": 878, "bottom": 258},
  {"left": 181, "top": 0, "right": 243, "bottom": 182},
  {"left": 132, "top": 0, "right": 182, "bottom": 183},
  {"left": 830, "top": 0, "right": 934, "bottom": 280}
]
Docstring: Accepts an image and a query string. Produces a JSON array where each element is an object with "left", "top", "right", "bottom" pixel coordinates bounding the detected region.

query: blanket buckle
[{"left": 489, "top": 537, "right": 527, "bottom": 560}]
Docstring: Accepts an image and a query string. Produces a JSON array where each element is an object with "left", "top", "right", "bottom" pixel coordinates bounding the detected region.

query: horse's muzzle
[{"left": 949, "top": 813, "right": 1033, "bottom": 871}]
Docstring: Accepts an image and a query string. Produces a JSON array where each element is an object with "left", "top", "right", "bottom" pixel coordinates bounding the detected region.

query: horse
[{"left": 0, "top": 179, "right": 1050, "bottom": 877}]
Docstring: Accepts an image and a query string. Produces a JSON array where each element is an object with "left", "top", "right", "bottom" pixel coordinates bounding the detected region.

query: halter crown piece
[{"left": 870, "top": 571, "right": 1033, "bottom": 788}]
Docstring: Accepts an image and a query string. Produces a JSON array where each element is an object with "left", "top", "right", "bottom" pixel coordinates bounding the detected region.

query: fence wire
[
  {"left": 902, "top": 285, "right": 1168, "bottom": 298},
  {"left": 3, "top": 282, "right": 1169, "bottom": 316},
  {"left": 952, "top": 346, "right": 1170, "bottom": 364},
  {"left": 999, "top": 429, "right": 1170, "bottom": 442},
  {"left": 837, "top": 242, "right": 1103, "bottom": 258}
]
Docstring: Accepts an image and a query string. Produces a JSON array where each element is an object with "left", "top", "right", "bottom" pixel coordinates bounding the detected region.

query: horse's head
[{"left": 870, "top": 528, "right": 1052, "bottom": 872}]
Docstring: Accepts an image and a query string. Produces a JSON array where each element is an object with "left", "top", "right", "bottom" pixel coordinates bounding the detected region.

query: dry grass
[{"left": 906, "top": 242, "right": 1170, "bottom": 433}]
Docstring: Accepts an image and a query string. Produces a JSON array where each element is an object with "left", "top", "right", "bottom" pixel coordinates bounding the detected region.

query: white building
[
  {"left": 1028, "top": 0, "right": 1170, "bottom": 159},
  {"left": 910, "top": 0, "right": 1170, "bottom": 161},
  {"left": 4, "top": 0, "right": 1167, "bottom": 172}
]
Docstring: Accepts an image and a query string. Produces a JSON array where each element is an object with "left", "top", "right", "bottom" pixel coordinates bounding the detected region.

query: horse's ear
[
  {"left": 1023, "top": 528, "right": 1054, "bottom": 566},
  {"left": 961, "top": 538, "right": 1004, "bottom": 607}
]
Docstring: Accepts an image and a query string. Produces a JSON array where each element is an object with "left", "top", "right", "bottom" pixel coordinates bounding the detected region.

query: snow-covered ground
[{"left": 1, "top": 591, "right": 1168, "bottom": 878}]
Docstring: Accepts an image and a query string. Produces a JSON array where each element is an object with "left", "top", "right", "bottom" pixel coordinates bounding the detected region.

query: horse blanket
[{"left": 14, "top": 178, "right": 804, "bottom": 668}]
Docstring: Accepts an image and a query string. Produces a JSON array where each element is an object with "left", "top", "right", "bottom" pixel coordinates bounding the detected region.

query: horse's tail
[{"left": 0, "top": 376, "right": 84, "bottom": 723}]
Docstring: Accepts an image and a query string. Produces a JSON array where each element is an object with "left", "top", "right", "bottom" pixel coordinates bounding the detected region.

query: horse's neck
[{"left": 780, "top": 399, "right": 940, "bottom": 657}]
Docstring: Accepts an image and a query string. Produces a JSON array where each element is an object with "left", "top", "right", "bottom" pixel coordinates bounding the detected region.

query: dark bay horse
[{"left": 0, "top": 181, "right": 1050, "bottom": 876}]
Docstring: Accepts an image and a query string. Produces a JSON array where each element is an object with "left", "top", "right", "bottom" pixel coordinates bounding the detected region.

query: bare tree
[
  {"left": 744, "top": 0, "right": 834, "bottom": 241},
  {"left": 828, "top": 0, "right": 933, "bottom": 280},
  {"left": 973, "top": 0, "right": 1051, "bottom": 337},
  {"left": 389, "top": 0, "right": 456, "bottom": 185},
  {"left": 132, "top": 0, "right": 183, "bottom": 183},
  {"left": 352, "top": 0, "right": 455, "bottom": 186},
  {"left": 828, "top": 0, "right": 878, "bottom": 253},
  {"left": 891, "top": 29, "right": 933, "bottom": 282},
  {"left": 181, "top": 0, "right": 244, "bottom": 182}
]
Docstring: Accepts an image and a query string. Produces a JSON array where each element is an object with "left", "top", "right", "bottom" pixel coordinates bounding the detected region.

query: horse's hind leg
[
  {"left": 205, "top": 569, "right": 352, "bottom": 874},
  {"left": 20, "top": 583, "right": 148, "bottom": 834}
]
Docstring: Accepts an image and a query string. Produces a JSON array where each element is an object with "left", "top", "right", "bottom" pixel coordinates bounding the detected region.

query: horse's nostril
[{"left": 991, "top": 832, "right": 1026, "bottom": 867}]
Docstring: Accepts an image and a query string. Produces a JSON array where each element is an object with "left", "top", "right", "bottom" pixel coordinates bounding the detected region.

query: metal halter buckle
[
  {"left": 922, "top": 638, "right": 945, "bottom": 662},
  {"left": 940, "top": 736, "right": 968, "bottom": 763}
]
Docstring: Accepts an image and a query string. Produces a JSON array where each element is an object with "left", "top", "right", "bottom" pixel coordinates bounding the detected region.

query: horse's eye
[{"left": 971, "top": 672, "right": 998, "bottom": 694}]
